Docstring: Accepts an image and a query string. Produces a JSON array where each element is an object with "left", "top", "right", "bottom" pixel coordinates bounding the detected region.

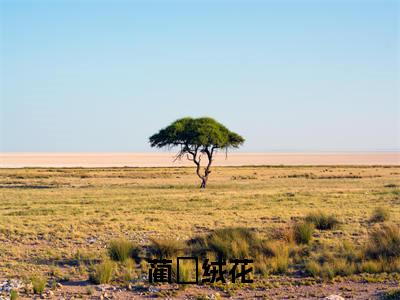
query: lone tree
[{"left": 149, "top": 117, "right": 245, "bottom": 188}]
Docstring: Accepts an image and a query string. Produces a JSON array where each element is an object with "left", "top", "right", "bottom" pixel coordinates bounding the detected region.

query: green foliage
[
  {"left": 89, "top": 260, "right": 114, "bottom": 284},
  {"left": 293, "top": 221, "right": 314, "bottom": 244},
  {"left": 108, "top": 239, "right": 139, "bottom": 262},
  {"left": 31, "top": 276, "right": 46, "bottom": 294},
  {"left": 305, "top": 211, "right": 340, "bottom": 230},
  {"left": 149, "top": 117, "right": 244, "bottom": 150},
  {"left": 370, "top": 207, "right": 391, "bottom": 223},
  {"left": 365, "top": 224, "right": 400, "bottom": 259}
]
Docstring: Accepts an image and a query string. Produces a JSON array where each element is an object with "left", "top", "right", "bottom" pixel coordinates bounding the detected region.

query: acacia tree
[{"left": 149, "top": 117, "right": 245, "bottom": 188}]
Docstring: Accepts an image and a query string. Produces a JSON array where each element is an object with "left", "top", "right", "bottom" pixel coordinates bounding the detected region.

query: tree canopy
[
  {"left": 149, "top": 117, "right": 245, "bottom": 188},
  {"left": 149, "top": 117, "right": 244, "bottom": 150}
]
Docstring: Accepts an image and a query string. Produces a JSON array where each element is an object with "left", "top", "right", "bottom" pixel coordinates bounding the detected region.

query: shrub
[
  {"left": 305, "top": 211, "right": 339, "bottom": 230},
  {"left": 108, "top": 239, "right": 138, "bottom": 262},
  {"left": 89, "top": 260, "right": 114, "bottom": 284},
  {"left": 370, "top": 207, "right": 390, "bottom": 223},
  {"left": 365, "top": 224, "right": 400, "bottom": 260},
  {"left": 293, "top": 221, "right": 314, "bottom": 244},
  {"left": 149, "top": 238, "right": 184, "bottom": 258},
  {"left": 31, "top": 276, "right": 46, "bottom": 294}
]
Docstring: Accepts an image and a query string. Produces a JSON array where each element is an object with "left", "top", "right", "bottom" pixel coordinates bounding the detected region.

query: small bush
[
  {"left": 89, "top": 260, "right": 114, "bottom": 284},
  {"left": 31, "top": 276, "right": 46, "bottom": 294},
  {"left": 293, "top": 221, "right": 314, "bottom": 244},
  {"left": 365, "top": 224, "right": 400, "bottom": 260},
  {"left": 108, "top": 239, "right": 138, "bottom": 262},
  {"left": 149, "top": 238, "right": 184, "bottom": 258},
  {"left": 305, "top": 211, "right": 339, "bottom": 230},
  {"left": 370, "top": 207, "right": 390, "bottom": 223}
]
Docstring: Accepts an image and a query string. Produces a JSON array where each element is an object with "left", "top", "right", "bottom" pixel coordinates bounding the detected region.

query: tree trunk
[
  {"left": 188, "top": 145, "right": 214, "bottom": 189},
  {"left": 200, "top": 176, "right": 208, "bottom": 189}
]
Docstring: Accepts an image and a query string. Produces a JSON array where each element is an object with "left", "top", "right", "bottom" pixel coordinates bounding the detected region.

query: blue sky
[{"left": 1, "top": 0, "right": 399, "bottom": 152}]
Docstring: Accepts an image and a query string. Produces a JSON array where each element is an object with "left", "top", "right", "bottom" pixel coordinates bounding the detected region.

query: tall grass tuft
[
  {"left": 269, "top": 243, "right": 289, "bottom": 274},
  {"left": 108, "top": 239, "right": 139, "bottom": 262},
  {"left": 205, "top": 227, "right": 260, "bottom": 259},
  {"left": 177, "top": 259, "right": 197, "bottom": 287},
  {"left": 120, "top": 259, "right": 137, "bottom": 284},
  {"left": 305, "top": 211, "right": 339, "bottom": 230},
  {"left": 293, "top": 221, "right": 314, "bottom": 244},
  {"left": 370, "top": 207, "right": 390, "bottom": 223},
  {"left": 365, "top": 224, "right": 400, "bottom": 260},
  {"left": 31, "top": 276, "right": 46, "bottom": 294},
  {"left": 89, "top": 260, "right": 114, "bottom": 284},
  {"left": 359, "top": 260, "right": 382, "bottom": 274}
]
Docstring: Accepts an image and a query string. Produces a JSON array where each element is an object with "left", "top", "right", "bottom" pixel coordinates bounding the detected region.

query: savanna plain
[{"left": 1, "top": 165, "right": 400, "bottom": 299}]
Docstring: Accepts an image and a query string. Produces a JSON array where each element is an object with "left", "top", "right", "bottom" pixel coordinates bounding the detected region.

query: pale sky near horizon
[{"left": 1, "top": 0, "right": 399, "bottom": 152}]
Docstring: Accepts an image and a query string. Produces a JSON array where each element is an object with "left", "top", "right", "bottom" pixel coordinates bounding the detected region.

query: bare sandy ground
[{"left": 0, "top": 152, "right": 399, "bottom": 168}]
